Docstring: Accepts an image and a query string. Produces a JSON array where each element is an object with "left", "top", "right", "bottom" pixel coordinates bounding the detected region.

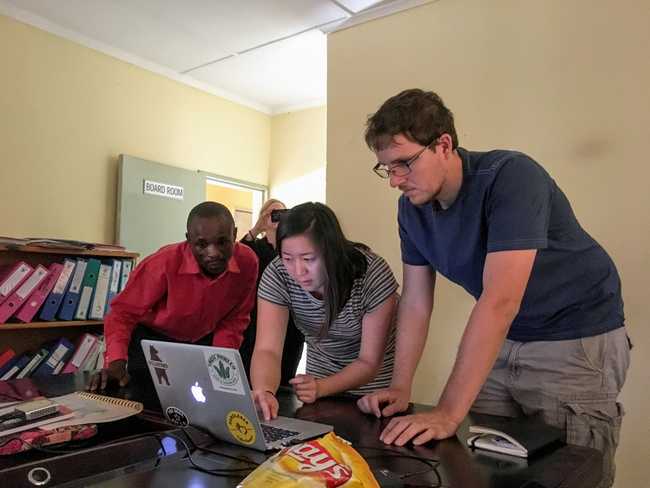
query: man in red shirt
[{"left": 89, "top": 201, "right": 258, "bottom": 390}]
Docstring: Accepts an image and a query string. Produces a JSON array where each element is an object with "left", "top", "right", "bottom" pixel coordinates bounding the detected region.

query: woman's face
[{"left": 280, "top": 234, "right": 326, "bottom": 296}]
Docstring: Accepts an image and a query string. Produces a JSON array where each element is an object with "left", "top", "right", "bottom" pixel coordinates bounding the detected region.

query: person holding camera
[
  {"left": 239, "top": 198, "right": 304, "bottom": 386},
  {"left": 250, "top": 202, "right": 398, "bottom": 421}
]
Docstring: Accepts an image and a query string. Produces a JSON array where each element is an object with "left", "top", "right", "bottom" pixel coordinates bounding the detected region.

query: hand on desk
[
  {"left": 252, "top": 389, "right": 278, "bottom": 421},
  {"left": 379, "top": 406, "right": 460, "bottom": 446},
  {"left": 356, "top": 387, "right": 410, "bottom": 418},
  {"left": 87, "top": 359, "right": 130, "bottom": 391},
  {"left": 289, "top": 374, "right": 320, "bottom": 404}
]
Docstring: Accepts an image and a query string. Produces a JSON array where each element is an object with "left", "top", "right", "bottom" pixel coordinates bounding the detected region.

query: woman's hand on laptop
[
  {"left": 87, "top": 360, "right": 130, "bottom": 391},
  {"left": 252, "top": 389, "right": 278, "bottom": 421}
]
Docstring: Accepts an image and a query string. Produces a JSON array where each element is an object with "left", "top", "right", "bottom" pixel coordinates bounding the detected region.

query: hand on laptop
[
  {"left": 356, "top": 387, "right": 410, "bottom": 418},
  {"left": 289, "top": 374, "right": 320, "bottom": 404},
  {"left": 87, "top": 359, "right": 130, "bottom": 391},
  {"left": 252, "top": 389, "right": 278, "bottom": 421}
]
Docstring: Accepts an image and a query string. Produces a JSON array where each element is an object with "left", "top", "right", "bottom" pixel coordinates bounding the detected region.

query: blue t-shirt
[{"left": 398, "top": 148, "right": 624, "bottom": 341}]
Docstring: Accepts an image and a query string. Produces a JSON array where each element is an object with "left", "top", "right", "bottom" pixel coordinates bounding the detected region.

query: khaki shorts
[{"left": 471, "top": 327, "right": 631, "bottom": 488}]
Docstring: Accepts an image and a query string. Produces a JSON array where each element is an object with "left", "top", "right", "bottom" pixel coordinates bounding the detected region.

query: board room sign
[{"left": 143, "top": 180, "right": 184, "bottom": 200}]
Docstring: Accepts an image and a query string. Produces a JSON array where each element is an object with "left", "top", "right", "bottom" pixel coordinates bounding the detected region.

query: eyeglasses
[{"left": 372, "top": 140, "right": 436, "bottom": 179}]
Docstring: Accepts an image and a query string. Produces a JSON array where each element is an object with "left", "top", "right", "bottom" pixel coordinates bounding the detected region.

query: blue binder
[
  {"left": 39, "top": 258, "right": 76, "bottom": 321},
  {"left": 58, "top": 258, "right": 87, "bottom": 321},
  {"left": 0, "top": 354, "right": 30, "bottom": 381},
  {"left": 33, "top": 338, "right": 75, "bottom": 377},
  {"left": 104, "top": 259, "right": 122, "bottom": 315}
]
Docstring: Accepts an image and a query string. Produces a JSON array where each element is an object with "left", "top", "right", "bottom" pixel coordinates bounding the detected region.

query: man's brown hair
[{"left": 365, "top": 88, "right": 459, "bottom": 151}]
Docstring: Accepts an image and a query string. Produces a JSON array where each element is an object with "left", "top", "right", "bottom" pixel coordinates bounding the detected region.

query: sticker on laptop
[
  {"left": 204, "top": 350, "right": 245, "bottom": 395},
  {"left": 165, "top": 406, "right": 189, "bottom": 426},
  {"left": 226, "top": 410, "right": 256, "bottom": 445},
  {"left": 147, "top": 344, "right": 171, "bottom": 387}
]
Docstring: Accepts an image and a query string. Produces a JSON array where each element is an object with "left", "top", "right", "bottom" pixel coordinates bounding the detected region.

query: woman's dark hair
[{"left": 277, "top": 202, "right": 368, "bottom": 338}]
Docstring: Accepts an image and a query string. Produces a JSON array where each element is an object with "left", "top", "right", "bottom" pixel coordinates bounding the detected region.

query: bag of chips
[{"left": 237, "top": 432, "right": 379, "bottom": 488}]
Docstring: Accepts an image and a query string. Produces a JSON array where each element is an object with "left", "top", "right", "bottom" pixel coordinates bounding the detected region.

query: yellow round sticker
[{"left": 226, "top": 410, "right": 257, "bottom": 445}]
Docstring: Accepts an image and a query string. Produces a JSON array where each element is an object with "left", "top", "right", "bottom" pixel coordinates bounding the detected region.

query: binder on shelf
[
  {"left": 79, "top": 335, "right": 103, "bottom": 371},
  {"left": 39, "top": 259, "right": 76, "bottom": 321},
  {"left": 33, "top": 338, "right": 75, "bottom": 377},
  {"left": 74, "top": 259, "right": 101, "bottom": 320},
  {"left": 104, "top": 259, "right": 122, "bottom": 315},
  {"left": 60, "top": 333, "right": 98, "bottom": 374},
  {"left": 0, "top": 354, "right": 30, "bottom": 381},
  {"left": 0, "top": 261, "right": 33, "bottom": 305},
  {"left": 88, "top": 263, "right": 111, "bottom": 320},
  {"left": 58, "top": 259, "right": 87, "bottom": 321},
  {"left": 0, "top": 348, "right": 16, "bottom": 369},
  {"left": 15, "top": 263, "right": 63, "bottom": 323},
  {"left": 0, "top": 349, "right": 18, "bottom": 377},
  {"left": 0, "top": 265, "right": 49, "bottom": 324},
  {"left": 119, "top": 259, "right": 132, "bottom": 292},
  {"left": 95, "top": 336, "right": 106, "bottom": 370},
  {"left": 16, "top": 348, "right": 49, "bottom": 379}
]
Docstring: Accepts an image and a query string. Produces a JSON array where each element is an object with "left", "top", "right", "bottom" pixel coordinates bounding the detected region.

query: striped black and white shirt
[{"left": 258, "top": 248, "right": 398, "bottom": 395}]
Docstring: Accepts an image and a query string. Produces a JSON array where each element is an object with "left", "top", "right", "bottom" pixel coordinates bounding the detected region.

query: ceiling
[{"left": 0, "top": 0, "right": 433, "bottom": 114}]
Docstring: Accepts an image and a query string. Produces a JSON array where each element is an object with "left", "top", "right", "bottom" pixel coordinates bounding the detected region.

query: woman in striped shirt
[{"left": 251, "top": 202, "right": 398, "bottom": 421}]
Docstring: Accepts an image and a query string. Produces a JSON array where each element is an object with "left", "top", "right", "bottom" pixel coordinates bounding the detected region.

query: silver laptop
[{"left": 140, "top": 340, "right": 332, "bottom": 451}]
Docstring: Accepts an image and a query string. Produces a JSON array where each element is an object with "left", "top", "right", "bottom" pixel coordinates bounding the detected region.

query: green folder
[{"left": 74, "top": 258, "right": 101, "bottom": 320}]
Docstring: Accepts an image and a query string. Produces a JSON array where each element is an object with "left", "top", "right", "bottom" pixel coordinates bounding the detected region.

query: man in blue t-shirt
[{"left": 356, "top": 89, "right": 630, "bottom": 488}]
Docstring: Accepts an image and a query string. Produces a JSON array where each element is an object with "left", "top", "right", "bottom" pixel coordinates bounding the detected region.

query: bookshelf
[{"left": 0, "top": 244, "right": 138, "bottom": 356}]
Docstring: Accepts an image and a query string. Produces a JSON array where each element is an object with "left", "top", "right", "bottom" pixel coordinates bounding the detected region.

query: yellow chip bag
[{"left": 237, "top": 432, "right": 379, "bottom": 488}]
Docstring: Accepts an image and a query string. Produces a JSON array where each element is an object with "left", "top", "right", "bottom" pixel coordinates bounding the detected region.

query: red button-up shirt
[{"left": 104, "top": 241, "right": 258, "bottom": 364}]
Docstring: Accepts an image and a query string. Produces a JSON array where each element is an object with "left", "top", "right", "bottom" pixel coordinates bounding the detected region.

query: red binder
[
  {"left": 15, "top": 263, "right": 63, "bottom": 323},
  {"left": 0, "top": 265, "right": 49, "bottom": 324},
  {"left": 0, "top": 262, "right": 33, "bottom": 305}
]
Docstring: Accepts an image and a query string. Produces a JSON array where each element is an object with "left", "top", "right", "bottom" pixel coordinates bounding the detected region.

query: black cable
[
  {"left": 355, "top": 445, "right": 443, "bottom": 488},
  {"left": 180, "top": 426, "right": 260, "bottom": 466},
  {"left": 162, "top": 432, "right": 255, "bottom": 477}
]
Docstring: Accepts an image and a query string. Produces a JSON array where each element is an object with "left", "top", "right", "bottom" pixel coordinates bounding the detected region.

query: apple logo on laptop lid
[{"left": 191, "top": 381, "right": 206, "bottom": 403}]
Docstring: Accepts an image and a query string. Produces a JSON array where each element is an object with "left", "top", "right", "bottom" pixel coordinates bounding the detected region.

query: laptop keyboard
[{"left": 261, "top": 424, "right": 300, "bottom": 443}]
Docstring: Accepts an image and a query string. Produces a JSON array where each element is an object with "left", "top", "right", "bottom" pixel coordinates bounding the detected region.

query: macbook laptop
[{"left": 140, "top": 340, "right": 332, "bottom": 451}]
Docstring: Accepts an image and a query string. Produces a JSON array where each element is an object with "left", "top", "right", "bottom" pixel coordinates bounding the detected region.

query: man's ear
[
  {"left": 232, "top": 227, "right": 238, "bottom": 241},
  {"left": 437, "top": 133, "right": 454, "bottom": 155},
  {"left": 185, "top": 231, "right": 190, "bottom": 242}
]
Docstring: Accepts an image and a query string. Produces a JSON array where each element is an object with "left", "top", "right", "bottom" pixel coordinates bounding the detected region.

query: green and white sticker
[{"left": 204, "top": 350, "right": 245, "bottom": 395}]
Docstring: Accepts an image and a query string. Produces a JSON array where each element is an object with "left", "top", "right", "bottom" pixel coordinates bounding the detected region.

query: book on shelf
[{"left": 39, "top": 258, "right": 77, "bottom": 321}]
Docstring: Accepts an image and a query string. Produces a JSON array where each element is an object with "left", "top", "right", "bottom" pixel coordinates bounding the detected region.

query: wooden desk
[{"left": 1, "top": 373, "right": 602, "bottom": 487}]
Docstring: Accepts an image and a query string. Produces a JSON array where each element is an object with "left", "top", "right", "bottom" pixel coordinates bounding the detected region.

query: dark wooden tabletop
[{"left": 1, "top": 372, "right": 602, "bottom": 488}]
